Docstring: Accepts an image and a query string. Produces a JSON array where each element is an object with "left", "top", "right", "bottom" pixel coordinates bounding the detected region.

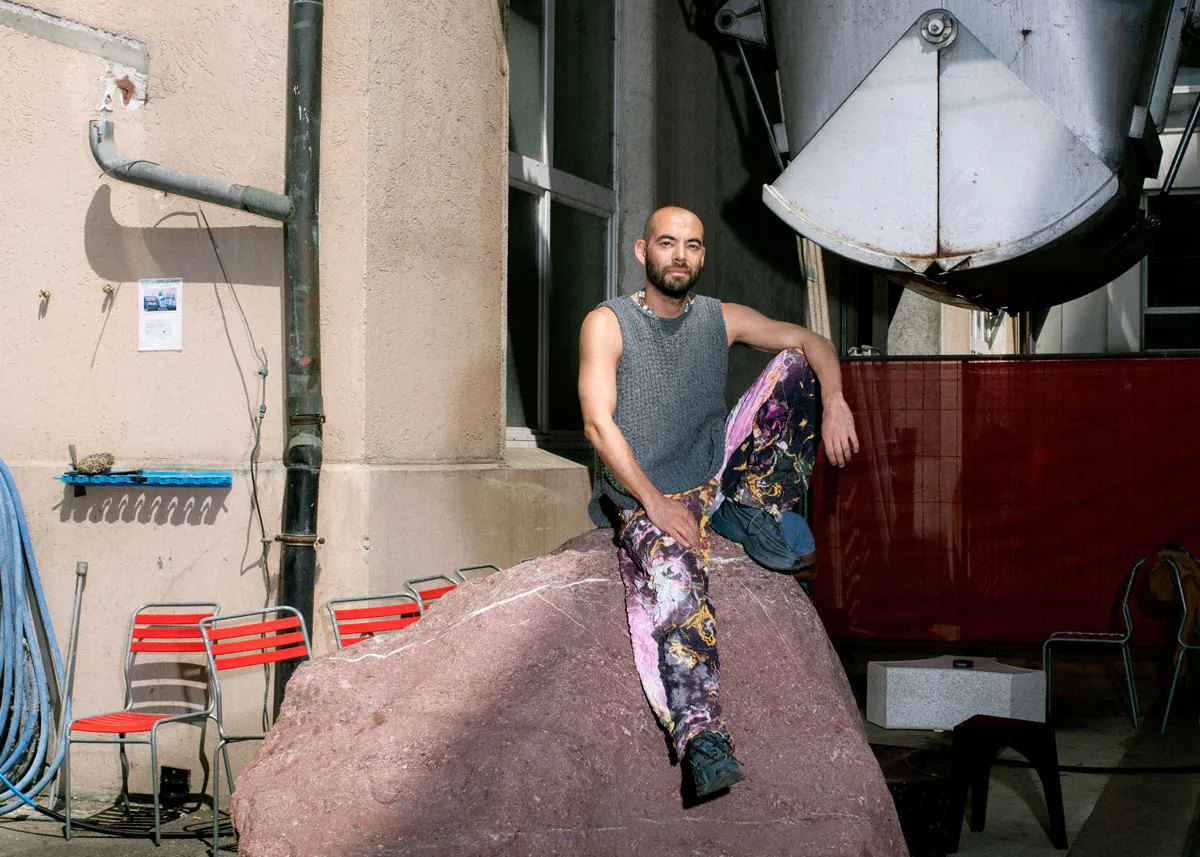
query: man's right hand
[{"left": 645, "top": 495, "right": 702, "bottom": 550}]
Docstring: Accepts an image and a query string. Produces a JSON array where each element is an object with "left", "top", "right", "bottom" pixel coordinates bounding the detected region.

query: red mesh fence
[{"left": 811, "top": 356, "right": 1200, "bottom": 646}]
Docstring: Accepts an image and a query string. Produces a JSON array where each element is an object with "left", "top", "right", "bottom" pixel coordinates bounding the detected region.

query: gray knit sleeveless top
[{"left": 589, "top": 294, "right": 729, "bottom": 526}]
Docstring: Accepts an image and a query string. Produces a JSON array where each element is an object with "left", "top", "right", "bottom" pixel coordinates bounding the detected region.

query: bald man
[{"left": 579, "top": 206, "right": 858, "bottom": 797}]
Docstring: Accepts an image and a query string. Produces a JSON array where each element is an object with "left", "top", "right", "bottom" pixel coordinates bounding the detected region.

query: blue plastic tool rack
[{"left": 60, "top": 471, "right": 233, "bottom": 488}]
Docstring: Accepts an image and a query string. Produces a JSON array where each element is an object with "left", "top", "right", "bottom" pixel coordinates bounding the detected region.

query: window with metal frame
[
  {"left": 1144, "top": 191, "right": 1200, "bottom": 350},
  {"left": 505, "top": 0, "right": 618, "bottom": 453},
  {"left": 1143, "top": 69, "right": 1200, "bottom": 352}
]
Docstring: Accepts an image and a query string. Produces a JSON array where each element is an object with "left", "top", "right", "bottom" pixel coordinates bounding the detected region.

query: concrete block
[{"left": 866, "top": 655, "right": 1045, "bottom": 730}]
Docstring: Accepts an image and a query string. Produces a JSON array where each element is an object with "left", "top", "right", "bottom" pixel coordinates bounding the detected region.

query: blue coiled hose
[
  {"left": 0, "top": 456, "right": 68, "bottom": 814},
  {"left": 0, "top": 461, "right": 201, "bottom": 840}
]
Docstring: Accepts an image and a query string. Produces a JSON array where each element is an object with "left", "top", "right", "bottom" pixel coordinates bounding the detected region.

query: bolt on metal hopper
[{"left": 762, "top": 1, "right": 1193, "bottom": 310}]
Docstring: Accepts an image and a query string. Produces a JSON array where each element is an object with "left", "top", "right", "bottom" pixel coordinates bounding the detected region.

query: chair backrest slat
[
  {"left": 335, "top": 603, "right": 420, "bottom": 621},
  {"left": 205, "top": 616, "right": 300, "bottom": 641},
  {"left": 131, "top": 641, "right": 208, "bottom": 653},
  {"left": 418, "top": 585, "right": 456, "bottom": 601},
  {"left": 215, "top": 644, "right": 310, "bottom": 671},
  {"left": 210, "top": 631, "right": 306, "bottom": 657},
  {"left": 135, "top": 612, "right": 212, "bottom": 625},
  {"left": 338, "top": 617, "right": 420, "bottom": 636},
  {"left": 133, "top": 625, "right": 204, "bottom": 639}
]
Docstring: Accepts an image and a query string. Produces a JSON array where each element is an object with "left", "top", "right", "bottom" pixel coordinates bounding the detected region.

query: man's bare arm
[
  {"left": 722, "top": 302, "right": 860, "bottom": 467},
  {"left": 579, "top": 308, "right": 702, "bottom": 548}
]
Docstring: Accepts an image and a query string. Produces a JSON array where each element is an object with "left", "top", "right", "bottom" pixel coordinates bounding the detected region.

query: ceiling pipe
[{"left": 87, "top": 0, "right": 324, "bottom": 715}]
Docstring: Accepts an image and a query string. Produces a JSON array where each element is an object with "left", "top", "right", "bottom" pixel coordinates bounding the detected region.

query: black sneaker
[{"left": 684, "top": 731, "right": 745, "bottom": 796}]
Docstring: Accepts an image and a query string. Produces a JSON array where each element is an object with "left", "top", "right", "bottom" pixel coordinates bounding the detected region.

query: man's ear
[{"left": 634, "top": 239, "right": 647, "bottom": 266}]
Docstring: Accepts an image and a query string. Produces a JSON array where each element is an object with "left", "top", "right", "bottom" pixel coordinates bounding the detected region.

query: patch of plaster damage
[{"left": 99, "top": 63, "right": 147, "bottom": 112}]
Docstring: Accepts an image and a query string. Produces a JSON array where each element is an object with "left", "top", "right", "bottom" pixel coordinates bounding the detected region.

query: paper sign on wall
[{"left": 138, "top": 278, "right": 183, "bottom": 351}]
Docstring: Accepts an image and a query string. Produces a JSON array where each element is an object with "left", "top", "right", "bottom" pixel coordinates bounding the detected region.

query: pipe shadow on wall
[
  {"left": 55, "top": 485, "right": 229, "bottom": 525},
  {"left": 84, "top": 185, "right": 283, "bottom": 287}
]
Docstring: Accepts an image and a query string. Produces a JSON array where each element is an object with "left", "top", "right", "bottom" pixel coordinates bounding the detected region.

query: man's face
[{"left": 637, "top": 211, "right": 706, "bottom": 298}]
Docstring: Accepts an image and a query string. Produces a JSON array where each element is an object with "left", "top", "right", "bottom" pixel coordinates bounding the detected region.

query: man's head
[{"left": 635, "top": 206, "right": 706, "bottom": 299}]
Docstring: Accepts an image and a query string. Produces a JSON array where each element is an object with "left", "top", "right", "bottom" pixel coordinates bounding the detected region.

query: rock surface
[{"left": 230, "top": 529, "right": 905, "bottom": 857}]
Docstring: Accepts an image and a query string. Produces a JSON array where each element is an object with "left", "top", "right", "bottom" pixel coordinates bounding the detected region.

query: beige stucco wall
[
  {"left": 362, "top": 1, "right": 508, "bottom": 464},
  {"left": 0, "top": 0, "right": 590, "bottom": 800}
]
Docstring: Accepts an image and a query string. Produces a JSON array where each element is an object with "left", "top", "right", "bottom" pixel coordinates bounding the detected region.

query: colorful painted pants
[{"left": 616, "top": 348, "right": 817, "bottom": 754}]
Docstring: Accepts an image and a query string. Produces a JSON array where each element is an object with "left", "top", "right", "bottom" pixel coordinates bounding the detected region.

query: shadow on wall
[
  {"left": 55, "top": 485, "right": 229, "bottom": 526},
  {"left": 84, "top": 186, "right": 283, "bottom": 287},
  {"left": 712, "top": 45, "right": 800, "bottom": 284}
]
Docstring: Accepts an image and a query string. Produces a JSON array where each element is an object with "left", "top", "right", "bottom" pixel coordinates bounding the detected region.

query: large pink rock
[{"left": 231, "top": 529, "right": 905, "bottom": 857}]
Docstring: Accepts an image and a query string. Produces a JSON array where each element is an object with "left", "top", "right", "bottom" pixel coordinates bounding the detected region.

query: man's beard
[{"left": 645, "top": 258, "right": 701, "bottom": 298}]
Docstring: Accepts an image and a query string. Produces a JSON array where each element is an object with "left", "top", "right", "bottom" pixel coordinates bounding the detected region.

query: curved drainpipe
[{"left": 88, "top": 0, "right": 323, "bottom": 713}]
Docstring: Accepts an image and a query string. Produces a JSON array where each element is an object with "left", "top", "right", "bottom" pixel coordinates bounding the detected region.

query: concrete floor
[
  {"left": 841, "top": 644, "right": 1200, "bottom": 857},
  {"left": 3, "top": 648, "right": 1199, "bottom": 856},
  {"left": 0, "top": 801, "right": 224, "bottom": 856}
]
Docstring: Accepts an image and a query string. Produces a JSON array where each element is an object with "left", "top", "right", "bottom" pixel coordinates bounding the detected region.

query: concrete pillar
[
  {"left": 888, "top": 289, "right": 942, "bottom": 355},
  {"left": 617, "top": 0, "right": 657, "bottom": 295},
  {"left": 362, "top": 0, "right": 507, "bottom": 464}
]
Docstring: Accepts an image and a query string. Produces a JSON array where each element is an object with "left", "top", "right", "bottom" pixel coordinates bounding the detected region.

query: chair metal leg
[
  {"left": 1042, "top": 641, "right": 1053, "bottom": 719},
  {"left": 222, "top": 742, "right": 235, "bottom": 794},
  {"left": 118, "top": 738, "right": 131, "bottom": 816},
  {"left": 1120, "top": 643, "right": 1140, "bottom": 726},
  {"left": 150, "top": 735, "right": 161, "bottom": 846},
  {"left": 1161, "top": 651, "right": 1185, "bottom": 736},
  {"left": 211, "top": 739, "right": 224, "bottom": 856},
  {"left": 63, "top": 740, "right": 72, "bottom": 841}
]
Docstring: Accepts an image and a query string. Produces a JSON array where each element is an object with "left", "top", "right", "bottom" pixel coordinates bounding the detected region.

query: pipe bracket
[{"left": 275, "top": 533, "right": 325, "bottom": 546}]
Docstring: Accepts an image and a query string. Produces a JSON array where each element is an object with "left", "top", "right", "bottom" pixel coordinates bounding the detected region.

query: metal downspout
[
  {"left": 273, "top": 0, "right": 324, "bottom": 708},
  {"left": 86, "top": 1, "right": 324, "bottom": 713}
]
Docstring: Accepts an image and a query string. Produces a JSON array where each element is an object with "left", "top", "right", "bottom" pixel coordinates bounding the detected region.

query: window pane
[
  {"left": 1162, "top": 69, "right": 1200, "bottom": 132},
  {"left": 1146, "top": 193, "right": 1200, "bottom": 308},
  {"left": 553, "top": 0, "right": 614, "bottom": 187},
  {"left": 508, "top": 0, "right": 544, "bottom": 160},
  {"left": 1145, "top": 313, "right": 1200, "bottom": 350},
  {"left": 507, "top": 188, "right": 541, "bottom": 428},
  {"left": 1146, "top": 256, "right": 1200, "bottom": 307},
  {"left": 547, "top": 202, "right": 608, "bottom": 431}
]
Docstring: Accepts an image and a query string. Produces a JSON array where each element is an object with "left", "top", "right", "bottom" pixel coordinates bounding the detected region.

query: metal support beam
[{"left": 1161, "top": 90, "right": 1200, "bottom": 196}]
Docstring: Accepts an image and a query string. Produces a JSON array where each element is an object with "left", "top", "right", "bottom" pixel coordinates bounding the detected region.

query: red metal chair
[
  {"left": 325, "top": 592, "right": 423, "bottom": 649},
  {"left": 199, "top": 606, "right": 312, "bottom": 854},
  {"left": 454, "top": 563, "right": 501, "bottom": 581},
  {"left": 64, "top": 601, "right": 220, "bottom": 845},
  {"left": 406, "top": 574, "right": 460, "bottom": 609}
]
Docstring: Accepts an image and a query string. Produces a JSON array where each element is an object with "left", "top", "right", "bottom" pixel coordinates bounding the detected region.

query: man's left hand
[{"left": 821, "top": 394, "right": 859, "bottom": 467}]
